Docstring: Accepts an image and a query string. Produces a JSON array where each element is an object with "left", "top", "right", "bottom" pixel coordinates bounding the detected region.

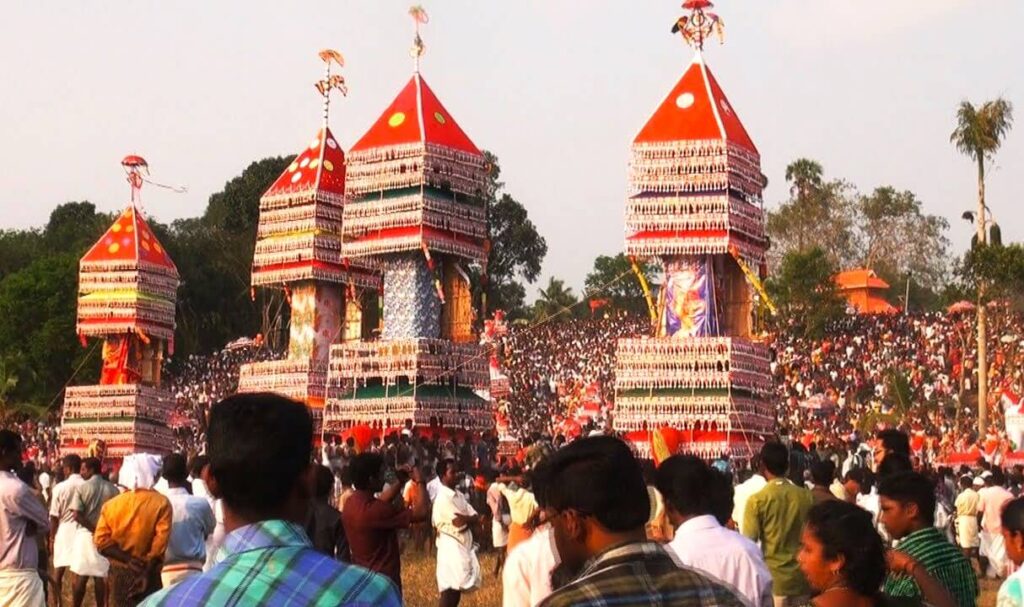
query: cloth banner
[
  {"left": 1003, "top": 388, "right": 1024, "bottom": 449},
  {"left": 662, "top": 256, "right": 718, "bottom": 338}
]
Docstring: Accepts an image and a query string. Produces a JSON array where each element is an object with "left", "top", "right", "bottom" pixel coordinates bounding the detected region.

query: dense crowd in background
[
  {"left": 165, "top": 343, "right": 276, "bottom": 455},
  {"left": 9, "top": 308, "right": 1024, "bottom": 472},
  {"left": 498, "top": 314, "right": 649, "bottom": 438}
]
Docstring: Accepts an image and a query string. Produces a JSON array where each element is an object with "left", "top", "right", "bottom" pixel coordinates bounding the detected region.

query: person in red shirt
[{"left": 341, "top": 453, "right": 429, "bottom": 594}]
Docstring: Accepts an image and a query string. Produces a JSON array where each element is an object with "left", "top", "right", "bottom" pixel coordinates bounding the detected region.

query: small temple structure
[
  {"left": 60, "top": 156, "right": 178, "bottom": 458},
  {"left": 613, "top": 0, "right": 774, "bottom": 461},
  {"left": 237, "top": 50, "right": 378, "bottom": 431},
  {"left": 835, "top": 268, "right": 897, "bottom": 314},
  {"left": 324, "top": 7, "right": 492, "bottom": 438}
]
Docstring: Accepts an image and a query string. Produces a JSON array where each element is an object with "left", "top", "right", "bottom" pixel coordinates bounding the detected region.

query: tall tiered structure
[
  {"left": 60, "top": 156, "right": 178, "bottom": 458},
  {"left": 613, "top": 1, "right": 774, "bottom": 460},
  {"left": 238, "top": 50, "right": 378, "bottom": 430},
  {"left": 325, "top": 7, "right": 492, "bottom": 437}
]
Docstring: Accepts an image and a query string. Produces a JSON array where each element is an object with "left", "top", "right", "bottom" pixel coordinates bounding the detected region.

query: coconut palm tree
[
  {"left": 533, "top": 277, "right": 579, "bottom": 322},
  {"left": 950, "top": 98, "right": 1014, "bottom": 434}
]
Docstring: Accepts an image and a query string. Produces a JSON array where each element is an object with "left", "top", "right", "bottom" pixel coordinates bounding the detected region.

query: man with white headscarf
[{"left": 94, "top": 454, "right": 172, "bottom": 606}]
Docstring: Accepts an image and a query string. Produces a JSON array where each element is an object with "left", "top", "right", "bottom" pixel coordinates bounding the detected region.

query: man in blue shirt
[{"left": 142, "top": 393, "right": 400, "bottom": 607}]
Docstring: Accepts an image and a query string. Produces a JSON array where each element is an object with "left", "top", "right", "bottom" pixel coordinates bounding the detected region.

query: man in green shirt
[
  {"left": 70, "top": 456, "right": 120, "bottom": 607},
  {"left": 879, "top": 471, "right": 978, "bottom": 607},
  {"left": 743, "top": 442, "right": 813, "bottom": 606}
]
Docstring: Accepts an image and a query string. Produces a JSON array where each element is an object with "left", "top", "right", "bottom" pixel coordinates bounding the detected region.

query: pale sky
[{"left": 1, "top": 1, "right": 1021, "bottom": 295}]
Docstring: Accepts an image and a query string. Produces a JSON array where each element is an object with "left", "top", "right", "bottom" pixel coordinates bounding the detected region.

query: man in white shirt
[
  {"left": 657, "top": 454, "right": 773, "bottom": 607},
  {"left": 432, "top": 459, "right": 481, "bottom": 607},
  {"left": 0, "top": 430, "right": 50, "bottom": 607},
  {"left": 502, "top": 517, "right": 559, "bottom": 607},
  {"left": 49, "top": 453, "right": 84, "bottom": 600},
  {"left": 159, "top": 453, "right": 216, "bottom": 586},
  {"left": 732, "top": 466, "right": 766, "bottom": 535}
]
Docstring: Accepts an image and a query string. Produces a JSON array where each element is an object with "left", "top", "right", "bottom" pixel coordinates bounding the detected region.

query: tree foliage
[
  {"left": 532, "top": 277, "right": 580, "bottom": 322},
  {"left": 584, "top": 253, "right": 655, "bottom": 317},
  {"left": 767, "top": 159, "right": 858, "bottom": 269},
  {"left": 767, "top": 159, "right": 950, "bottom": 310},
  {"left": 766, "top": 247, "right": 845, "bottom": 339},
  {"left": 857, "top": 186, "right": 950, "bottom": 297},
  {"left": 950, "top": 98, "right": 1015, "bottom": 166},
  {"left": 481, "top": 151, "right": 548, "bottom": 319}
]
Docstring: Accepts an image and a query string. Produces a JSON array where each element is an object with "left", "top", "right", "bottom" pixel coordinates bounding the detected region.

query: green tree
[
  {"left": 532, "top": 277, "right": 580, "bottom": 322},
  {"left": 203, "top": 157, "right": 293, "bottom": 234},
  {"left": 583, "top": 253, "right": 655, "bottom": 316},
  {"left": 767, "top": 159, "right": 857, "bottom": 268},
  {"left": 167, "top": 156, "right": 293, "bottom": 359},
  {"left": 0, "top": 229, "right": 43, "bottom": 281},
  {"left": 43, "top": 201, "right": 112, "bottom": 253},
  {"left": 0, "top": 356, "right": 18, "bottom": 424},
  {"left": 857, "top": 186, "right": 950, "bottom": 300},
  {"left": 951, "top": 97, "right": 1014, "bottom": 434},
  {"left": 0, "top": 254, "right": 99, "bottom": 406},
  {"left": 481, "top": 151, "right": 547, "bottom": 319},
  {"left": 767, "top": 247, "right": 845, "bottom": 339}
]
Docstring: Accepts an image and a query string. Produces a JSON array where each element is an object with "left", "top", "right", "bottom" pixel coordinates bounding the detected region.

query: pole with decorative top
[
  {"left": 672, "top": 0, "right": 725, "bottom": 51},
  {"left": 316, "top": 49, "right": 348, "bottom": 128},
  {"left": 409, "top": 5, "right": 428, "bottom": 73}
]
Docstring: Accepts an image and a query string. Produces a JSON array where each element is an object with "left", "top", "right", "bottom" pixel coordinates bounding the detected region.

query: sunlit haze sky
[{"left": 1, "top": 1, "right": 1021, "bottom": 294}]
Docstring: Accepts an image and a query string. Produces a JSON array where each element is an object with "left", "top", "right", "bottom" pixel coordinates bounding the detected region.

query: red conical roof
[
  {"left": 351, "top": 73, "right": 481, "bottom": 156},
  {"left": 81, "top": 206, "right": 178, "bottom": 275},
  {"left": 635, "top": 54, "right": 757, "bottom": 154},
  {"left": 263, "top": 126, "right": 346, "bottom": 203}
]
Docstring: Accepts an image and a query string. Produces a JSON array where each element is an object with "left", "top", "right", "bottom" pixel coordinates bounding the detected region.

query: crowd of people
[
  {"left": 498, "top": 314, "right": 648, "bottom": 438},
  {"left": 9, "top": 398, "right": 1024, "bottom": 607},
  {"left": 770, "top": 308, "right": 1024, "bottom": 463},
  {"left": 165, "top": 343, "right": 276, "bottom": 455},
  {"left": 6, "top": 306, "right": 1024, "bottom": 605}
]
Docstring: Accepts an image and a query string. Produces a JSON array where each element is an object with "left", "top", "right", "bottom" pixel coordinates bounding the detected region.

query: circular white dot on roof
[
  {"left": 326, "top": 138, "right": 337, "bottom": 149},
  {"left": 676, "top": 93, "right": 695, "bottom": 109},
  {"left": 720, "top": 99, "right": 732, "bottom": 114},
  {"left": 300, "top": 157, "right": 310, "bottom": 169},
  {"left": 309, "top": 138, "right": 320, "bottom": 150},
  {"left": 291, "top": 171, "right": 302, "bottom": 183}
]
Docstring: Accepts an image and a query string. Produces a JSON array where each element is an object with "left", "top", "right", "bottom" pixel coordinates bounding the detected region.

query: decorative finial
[
  {"left": 121, "top": 155, "right": 149, "bottom": 206},
  {"left": 120, "top": 155, "right": 186, "bottom": 206},
  {"left": 409, "top": 5, "right": 429, "bottom": 72},
  {"left": 671, "top": 0, "right": 725, "bottom": 51},
  {"left": 316, "top": 49, "right": 348, "bottom": 127}
]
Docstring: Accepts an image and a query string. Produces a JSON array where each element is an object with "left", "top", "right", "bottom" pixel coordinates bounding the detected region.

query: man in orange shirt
[{"left": 94, "top": 454, "right": 172, "bottom": 606}]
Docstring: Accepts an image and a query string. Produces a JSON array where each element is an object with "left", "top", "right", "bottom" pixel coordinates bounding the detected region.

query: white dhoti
[
  {"left": 981, "top": 530, "right": 1009, "bottom": 578},
  {"left": 436, "top": 533, "right": 481, "bottom": 592},
  {"left": 0, "top": 569, "right": 45, "bottom": 607},
  {"left": 956, "top": 516, "right": 980, "bottom": 549},
  {"left": 52, "top": 521, "right": 78, "bottom": 569},
  {"left": 68, "top": 526, "right": 110, "bottom": 578},
  {"left": 492, "top": 518, "right": 509, "bottom": 548}
]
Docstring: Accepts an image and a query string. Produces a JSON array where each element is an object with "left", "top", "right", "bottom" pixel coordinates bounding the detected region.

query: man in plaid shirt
[
  {"left": 537, "top": 436, "right": 744, "bottom": 607},
  {"left": 142, "top": 393, "right": 399, "bottom": 607}
]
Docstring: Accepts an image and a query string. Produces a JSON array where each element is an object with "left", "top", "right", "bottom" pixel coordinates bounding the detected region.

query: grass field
[{"left": 54, "top": 550, "right": 996, "bottom": 607}]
